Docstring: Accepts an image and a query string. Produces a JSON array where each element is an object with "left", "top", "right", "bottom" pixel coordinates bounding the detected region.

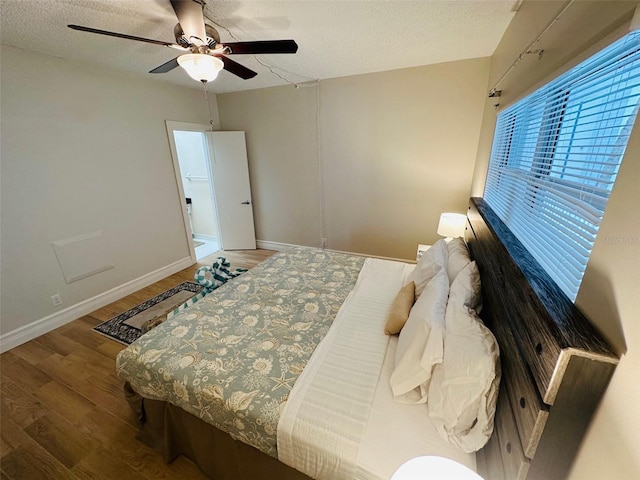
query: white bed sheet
[
  {"left": 278, "top": 257, "right": 410, "bottom": 478},
  {"left": 354, "top": 337, "right": 476, "bottom": 480},
  {"left": 279, "top": 256, "right": 476, "bottom": 480}
]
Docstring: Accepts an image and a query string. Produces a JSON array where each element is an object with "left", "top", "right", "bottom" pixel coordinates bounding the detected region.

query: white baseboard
[
  {"left": 324, "top": 247, "right": 414, "bottom": 263},
  {"left": 193, "top": 234, "right": 218, "bottom": 243},
  {"left": 256, "top": 240, "right": 300, "bottom": 251},
  {"left": 0, "top": 256, "right": 194, "bottom": 353},
  {"left": 256, "top": 239, "right": 413, "bottom": 263}
]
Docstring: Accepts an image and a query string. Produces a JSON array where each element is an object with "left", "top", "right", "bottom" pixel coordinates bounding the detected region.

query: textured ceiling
[{"left": 0, "top": 0, "right": 519, "bottom": 93}]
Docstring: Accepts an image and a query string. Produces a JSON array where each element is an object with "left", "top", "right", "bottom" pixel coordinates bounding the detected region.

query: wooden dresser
[{"left": 466, "top": 198, "right": 618, "bottom": 480}]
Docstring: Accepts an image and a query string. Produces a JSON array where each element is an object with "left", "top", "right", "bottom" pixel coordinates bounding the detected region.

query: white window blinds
[{"left": 484, "top": 31, "right": 640, "bottom": 301}]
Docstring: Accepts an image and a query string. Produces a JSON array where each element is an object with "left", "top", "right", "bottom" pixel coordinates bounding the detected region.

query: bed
[{"left": 115, "top": 197, "right": 618, "bottom": 480}]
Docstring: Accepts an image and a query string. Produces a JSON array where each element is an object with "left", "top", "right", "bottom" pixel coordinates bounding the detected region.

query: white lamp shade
[
  {"left": 391, "top": 456, "right": 483, "bottom": 480},
  {"left": 177, "top": 54, "right": 224, "bottom": 82},
  {"left": 437, "top": 212, "right": 467, "bottom": 238}
]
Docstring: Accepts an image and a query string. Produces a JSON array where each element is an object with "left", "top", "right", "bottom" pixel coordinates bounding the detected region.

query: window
[{"left": 485, "top": 31, "right": 640, "bottom": 301}]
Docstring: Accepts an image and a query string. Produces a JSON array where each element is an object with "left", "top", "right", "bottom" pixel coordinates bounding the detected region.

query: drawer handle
[
  {"left": 535, "top": 343, "right": 543, "bottom": 355},
  {"left": 520, "top": 397, "right": 526, "bottom": 408}
]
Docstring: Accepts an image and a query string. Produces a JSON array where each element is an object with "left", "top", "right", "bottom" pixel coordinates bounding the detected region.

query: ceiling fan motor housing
[{"left": 174, "top": 23, "right": 220, "bottom": 49}]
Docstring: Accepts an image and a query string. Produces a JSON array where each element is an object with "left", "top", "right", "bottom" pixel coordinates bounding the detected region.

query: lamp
[
  {"left": 437, "top": 212, "right": 467, "bottom": 239},
  {"left": 177, "top": 54, "right": 224, "bottom": 83},
  {"left": 391, "top": 456, "right": 483, "bottom": 480}
]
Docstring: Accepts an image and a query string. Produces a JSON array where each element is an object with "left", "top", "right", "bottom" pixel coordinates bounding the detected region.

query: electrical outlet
[{"left": 51, "top": 294, "right": 63, "bottom": 307}]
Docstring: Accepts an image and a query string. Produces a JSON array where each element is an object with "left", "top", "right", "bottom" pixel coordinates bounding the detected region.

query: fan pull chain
[{"left": 202, "top": 81, "right": 216, "bottom": 131}]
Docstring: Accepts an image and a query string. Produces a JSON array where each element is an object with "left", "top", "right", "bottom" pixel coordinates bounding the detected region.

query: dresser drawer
[
  {"left": 504, "top": 305, "right": 562, "bottom": 405},
  {"left": 492, "top": 317, "right": 549, "bottom": 458},
  {"left": 476, "top": 426, "right": 505, "bottom": 480},
  {"left": 494, "top": 388, "right": 530, "bottom": 480}
]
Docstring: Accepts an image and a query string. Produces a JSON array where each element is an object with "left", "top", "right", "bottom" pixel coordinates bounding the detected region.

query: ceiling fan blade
[
  {"left": 68, "top": 24, "right": 182, "bottom": 48},
  {"left": 149, "top": 57, "right": 180, "bottom": 74},
  {"left": 223, "top": 39, "right": 298, "bottom": 55},
  {"left": 219, "top": 56, "right": 257, "bottom": 80},
  {"left": 170, "top": 0, "right": 207, "bottom": 44}
]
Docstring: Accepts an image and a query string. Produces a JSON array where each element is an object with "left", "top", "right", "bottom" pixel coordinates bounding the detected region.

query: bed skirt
[{"left": 124, "top": 382, "right": 312, "bottom": 480}]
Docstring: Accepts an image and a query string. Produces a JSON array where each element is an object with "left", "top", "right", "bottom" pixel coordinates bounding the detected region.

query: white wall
[{"left": 0, "top": 45, "right": 219, "bottom": 339}]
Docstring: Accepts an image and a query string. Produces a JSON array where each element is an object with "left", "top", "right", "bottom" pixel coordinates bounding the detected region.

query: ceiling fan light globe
[{"left": 177, "top": 54, "right": 223, "bottom": 82}]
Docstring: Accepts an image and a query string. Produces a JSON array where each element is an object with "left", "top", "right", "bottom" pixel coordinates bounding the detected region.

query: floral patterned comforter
[{"left": 116, "top": 247, "right": 365, "bottom": 457}]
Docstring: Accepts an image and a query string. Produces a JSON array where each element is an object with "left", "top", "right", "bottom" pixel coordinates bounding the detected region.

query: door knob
[{"left": 241, "top": 200, "right": 251, "bottom": 205}]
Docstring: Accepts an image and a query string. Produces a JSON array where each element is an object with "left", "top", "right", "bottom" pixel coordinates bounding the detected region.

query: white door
[{"left": 206, "top": 131, "right": 257, "bottom": 250}]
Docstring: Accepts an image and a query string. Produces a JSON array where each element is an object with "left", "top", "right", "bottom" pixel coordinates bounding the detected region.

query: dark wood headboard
[{"left": 465, "top": 197, "right": 618, "bottom": 480}]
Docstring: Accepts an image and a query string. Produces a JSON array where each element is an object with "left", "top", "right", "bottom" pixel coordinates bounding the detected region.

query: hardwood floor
[{"left": 0, "top": 249, "right": 276, "bottom": 480}]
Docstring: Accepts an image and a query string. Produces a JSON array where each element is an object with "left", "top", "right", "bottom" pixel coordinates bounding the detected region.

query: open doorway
[
  {"left": 173, "top": 130, "right": 220, "bottom": 260},
  {"left": 167, "top": 121, "right": 257, "bottom": 260},
  {"left": 166, "top": 121, "right": 221, "bottom": 262}
]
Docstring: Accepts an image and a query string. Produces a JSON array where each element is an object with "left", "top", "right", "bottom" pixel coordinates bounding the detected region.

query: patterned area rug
[{"left": 93, "top": 282, "right": 204, "bottom": 345}]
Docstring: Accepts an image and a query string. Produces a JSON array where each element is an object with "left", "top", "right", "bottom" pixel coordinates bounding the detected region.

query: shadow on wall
[{"left": 577, "top": 264, "right": 627, "bottom": 357}]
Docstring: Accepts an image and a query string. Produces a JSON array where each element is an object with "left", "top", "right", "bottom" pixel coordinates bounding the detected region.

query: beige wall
[
  {"left": 0, "top": 45, "right": 219, "bottom": 335},
  {"left": 217, "top": 84, "right": 322, "bottom": 249},
  {"left": 218, "top": 57, "right": 490, "bottom": 260},
  {"left": 470, "top": 1, "right": 640, "bottom": 478},
  {"left": 572, "top": 106, "right": 640, "bottom": 480}
]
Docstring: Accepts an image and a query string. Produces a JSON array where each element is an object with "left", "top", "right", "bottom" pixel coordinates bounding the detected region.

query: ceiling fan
[{"left": 68, "top": 0, "right": 298, "bottom": 83}]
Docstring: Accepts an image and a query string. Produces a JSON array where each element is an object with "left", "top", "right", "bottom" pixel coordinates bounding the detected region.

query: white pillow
[
  {"left": 406, "top": 239, "right": 448, "bottom": 299},
  {"left": 449, "top": 261, "right": 482, "bottom": 313},
  {"left": 446, "top": 237, "right": 471, "bottom": 285},
  {"left": 427, "top": 300, "right": 500, "bottom": 453},
  {"left": 390, "top": 268, "right": 449, "bottom": 404}
]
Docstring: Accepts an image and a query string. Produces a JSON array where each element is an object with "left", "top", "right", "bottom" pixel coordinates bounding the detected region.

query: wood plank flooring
[{"left": 0, "top": 249, "right": 276, "bottom": 479}]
